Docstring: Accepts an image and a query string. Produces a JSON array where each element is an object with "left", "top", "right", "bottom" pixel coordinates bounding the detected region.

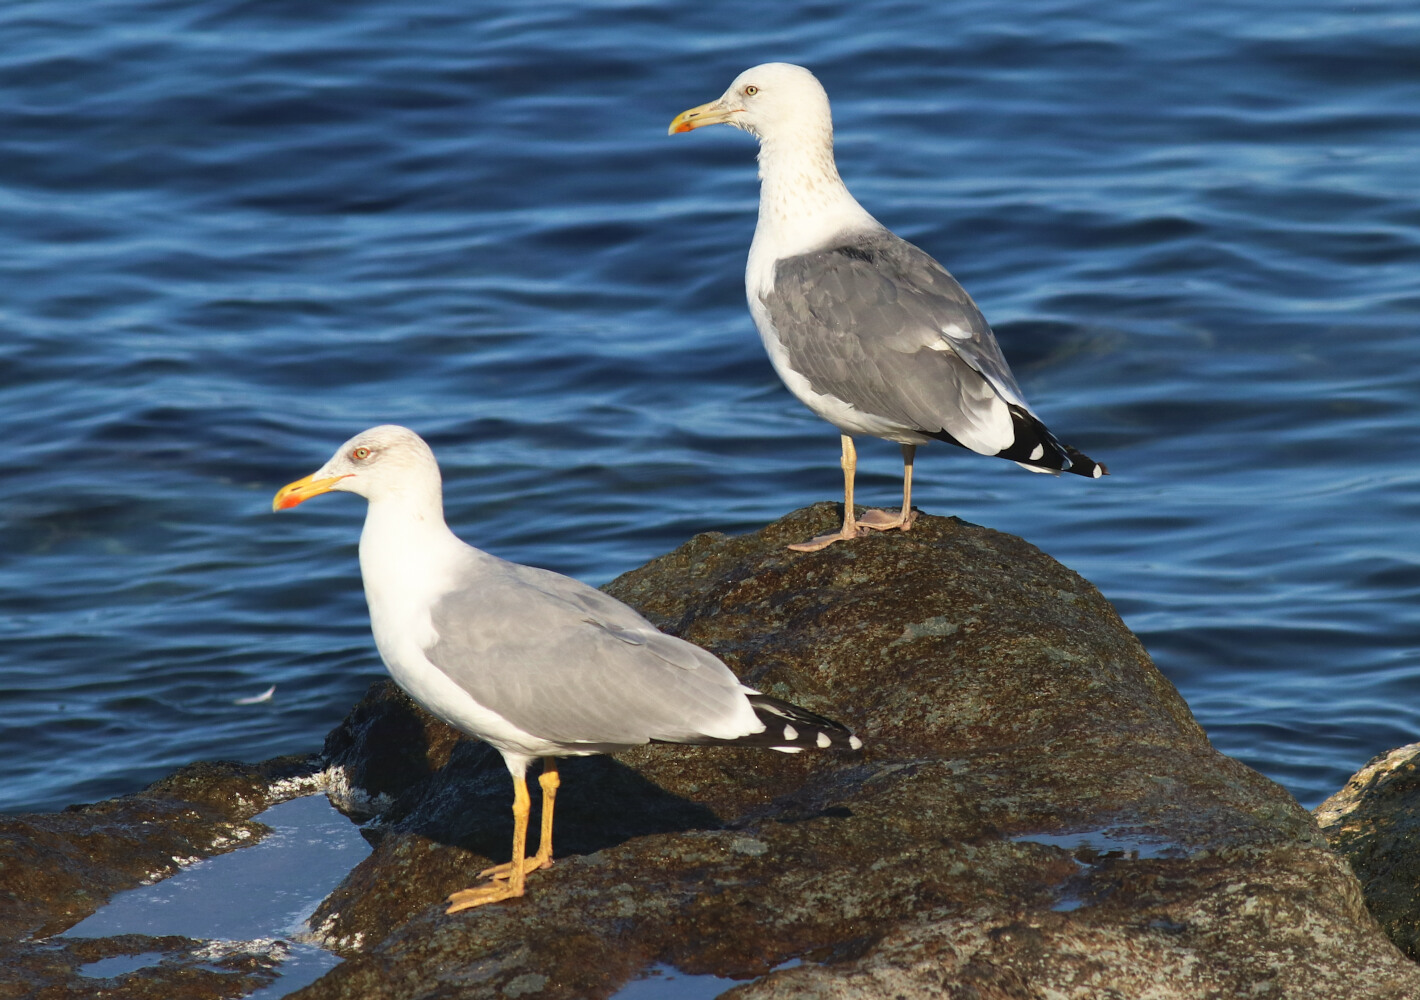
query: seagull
[
  {"left": 273, "top": 425, "right": 861, "bottom": 912},
  {"left": 670, "top": 63, "right": 1106, "bottom": 552}
]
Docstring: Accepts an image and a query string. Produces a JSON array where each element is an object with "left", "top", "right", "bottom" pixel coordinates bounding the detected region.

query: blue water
[
  {"left": 1, "top": 0, "right": 1418, "bottom": 817},
  {"left": 68, "top": 794, "right": 368, "bottom": 995}
]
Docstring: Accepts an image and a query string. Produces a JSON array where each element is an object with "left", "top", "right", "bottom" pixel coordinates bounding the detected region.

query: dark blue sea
[{"left": 2, "top": 0, "right": 1418, "bottom": 820}]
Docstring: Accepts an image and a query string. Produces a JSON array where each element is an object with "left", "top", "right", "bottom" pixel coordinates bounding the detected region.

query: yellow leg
[
  {"left": 858, "top": 443, "right": 918, "bottom": 532},
  {"left": 791, "top": 435, "right": 865, "bottom": 552},
  {"left": 479, "top": 757, "right": 559, "bottom": 880},
  {"left": 535, "top": 758, "right": 559, "bottom": 867},
  {"left": 446, "top": 773, "right": 531, "bottom": 913},
  {"left": 903, "top": 443, "right": 915, "bottom": 523}
]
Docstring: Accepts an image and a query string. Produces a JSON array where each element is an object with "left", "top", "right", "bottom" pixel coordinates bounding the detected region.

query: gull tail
[
  {"left": 1060, "top": 442, "right": 1108, "bottom": 479},
  {"left": 740, "top": 694, "right": 862, "bottom": 753},
  {"left": 663, "top": 694, "right": 862, "bottom": 753},
  {"left": 985, "top": 404, "right": 1108, "bottom": 478}
]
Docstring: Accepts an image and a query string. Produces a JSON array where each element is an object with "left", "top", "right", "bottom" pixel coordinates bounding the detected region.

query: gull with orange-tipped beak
[
  {"left": 274, "top": 425, "right": 861, "bottom": 912},
  {"left": 671, "top": 63, "right": 1106, "bottom": 552}
]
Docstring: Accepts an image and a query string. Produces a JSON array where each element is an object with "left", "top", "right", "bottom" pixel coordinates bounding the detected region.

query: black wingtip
[
  {"left": 661, "top": 694, "right": 863, "bottom": 752},
  {"left": 1062, "top": 443, "right": 1108, "bottom": 478},
  {"left": 742, "top": 694, "right": 862, "bottom": 752},
  {"left": 980, "top": 405, "right": 1106, "bottom": 478}
]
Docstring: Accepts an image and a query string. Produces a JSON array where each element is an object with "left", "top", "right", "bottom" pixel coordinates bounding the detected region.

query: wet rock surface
[
  {"left": 1316, "top": 741, "right": 1420, "bottom": 961},
  {"left": 0, "top": 755, "right": 323, "bottom": 1000},
  {"left": 294, "top": 506, "right": 1420, "bottom": 999},
  {"left": 1, "top": 933, "right": 286, "bottom": 1000},
  {"left": 0, "top": 755, "right": 322, "bottom": 941},
  {"left": 5, "top": 506, "right": 1417, "bottom": 998}
]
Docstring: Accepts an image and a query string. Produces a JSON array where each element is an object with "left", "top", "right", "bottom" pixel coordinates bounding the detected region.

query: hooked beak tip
[
  {"left": 272, "top": 473, "right": 350, "bottom": 512},
  {"left": 668, "top": 100, "right": 734, "bottom": 136}
]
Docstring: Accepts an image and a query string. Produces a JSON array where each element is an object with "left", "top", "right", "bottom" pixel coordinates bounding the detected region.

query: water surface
[{"left": 2, "top": 0, "right": 1418, "bottom": 818}]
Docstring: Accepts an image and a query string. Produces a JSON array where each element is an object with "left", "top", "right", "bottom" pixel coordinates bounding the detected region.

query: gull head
[
  {"left": 669, "top": 62, "right": 833, "bottom": 146},
  {"left": 273, "top": 424, "right": 442, "bottom": 511}
]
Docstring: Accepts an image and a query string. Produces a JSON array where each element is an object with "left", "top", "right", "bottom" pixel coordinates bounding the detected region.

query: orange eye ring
[
  {"left": 352, "top": 446, "right": 371, "bottom": 460},
  {"left": 744, "top": 85, "right": 758, "bottom": 96}
]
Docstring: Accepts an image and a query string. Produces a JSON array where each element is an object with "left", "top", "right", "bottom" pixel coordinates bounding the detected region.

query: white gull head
[
  {"left": 272, "top": 424, "right": 444, "bottom": 513},
  {"left": 670, "top": 63, "right": 878, "bottom": 270},
  {"left": 671, "top": 62, "right": 833, "bottom": 146}
]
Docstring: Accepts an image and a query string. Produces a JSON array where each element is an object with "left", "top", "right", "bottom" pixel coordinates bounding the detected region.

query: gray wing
[
  {"left": 764, "top": 228, "right": 1033, "bottom": 441},
  {"left": 421, "top": 555, "right": 757, "bottom": 747}
]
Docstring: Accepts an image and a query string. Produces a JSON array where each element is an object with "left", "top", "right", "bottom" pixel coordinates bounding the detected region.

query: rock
[
  {"left": 0, "top": 755, "right": 323, "bottom": 941},
  {"left": 0, "top": 754, "right": 324, "bottom": 1000},
  {"left": 5, "top": 507, "right": 1414, "bottom": 998},
  {"left": 290, "top": 506, "right": 1420, "bottom": 999},
  {"left": 0, "top": 933, "right": 286, "bottom": 1000},
  {"left": 1315, "top": 741, "right": 1420, "bottom": 960}
]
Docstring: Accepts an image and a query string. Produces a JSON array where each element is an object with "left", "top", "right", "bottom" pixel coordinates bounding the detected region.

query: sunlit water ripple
[{"left": 2, "top": 0, "right": 1418, "bottom": 822}]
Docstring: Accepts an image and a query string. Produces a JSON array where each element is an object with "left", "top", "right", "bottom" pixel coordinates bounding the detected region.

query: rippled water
[{"left": 1, "top": 0, "right": 1417, "bottom": 817}]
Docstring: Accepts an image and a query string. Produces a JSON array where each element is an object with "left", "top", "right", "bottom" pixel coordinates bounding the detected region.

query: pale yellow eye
[
  {"left": 352, "top": 447, "right": 371, "bottom": 460},
  {"left": 744, "top": 85, "right": 758, "bottom": 96}
]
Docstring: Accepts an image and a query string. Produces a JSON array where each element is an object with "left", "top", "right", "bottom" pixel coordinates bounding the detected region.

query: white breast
[
  {"left": 358, "top": 505, "right": 573, "bottom": 769},
  {"left": 744, "top": 141, "right": 928, "bottom": 442}
]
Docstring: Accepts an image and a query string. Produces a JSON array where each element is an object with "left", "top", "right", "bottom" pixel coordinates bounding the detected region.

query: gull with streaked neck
[
  {"left": 273, "top": 424, "right": 861, "bottom": 912},
  {"left": 671, "top": 62, "right": 1106, "bottom": 552}
]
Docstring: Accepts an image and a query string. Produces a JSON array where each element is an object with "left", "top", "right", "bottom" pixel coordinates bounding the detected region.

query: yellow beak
[
  {"left": 668, "top": 99, "right": 738, "bottom": 135},
  {"left": 272, "top": 473, "right": 350, "bottom": 512}
]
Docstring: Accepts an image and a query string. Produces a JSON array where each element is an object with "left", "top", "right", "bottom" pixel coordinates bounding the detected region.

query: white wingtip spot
[
  {"left": 783, "top": 724, "right": 798, "bottom": 741},
  {"left": 1093, "top": 465, "right": 1103, "bottom": 478},
  {"left": 849, "top": 735, "right": 863, "bottom": 750},
  {"left": 816, "top": 731, "right": 831, "bottom": 748},
  {"left": 772, "top": 746, "right": 804, "bottom": 754},
  {"left": 1029, "top": 444, "right": 1044, "bottom": 461}
]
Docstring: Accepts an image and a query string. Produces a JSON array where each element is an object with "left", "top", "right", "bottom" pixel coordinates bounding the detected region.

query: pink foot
[
  {"left": 856, "top": 507, "right": 917, "bottom": 532},
  {"left": 480, "top": 855, "right": 553, "bottom": 881},
  {"left": 787, "top": 526, "right": 865, "bottom": 552}
]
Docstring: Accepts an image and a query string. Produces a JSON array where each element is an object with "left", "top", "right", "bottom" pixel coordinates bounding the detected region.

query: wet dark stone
[
  {"left": 321, "top": 679, "right": 465, "bottom": 822},
  {"left": 1316, "top": 741, "right": 1420, "bottom": 961},
  {"left": 0, "top": 755, "right": 322, "bottom": 941},
  {"left": 0, "top": 755, "right": 322, "bottom": 999},
  {"left": 0, "top": 933, "right": 283, "bottom": 1000},
  {"left": 293, "top": 507, "right": 1420, "bottom": 999}
]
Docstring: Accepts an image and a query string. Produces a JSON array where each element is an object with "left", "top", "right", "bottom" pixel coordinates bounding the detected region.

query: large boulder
[
  {"left": 292, "top": 505, "right": 1420, "bottom": 999},
  {"left": 1316, "top": 741, "right": 1420, "bottom": 961}
]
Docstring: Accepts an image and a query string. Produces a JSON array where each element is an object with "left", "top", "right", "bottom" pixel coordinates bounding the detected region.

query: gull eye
[
  {"left": 744, "top": 85, "right": 758, "bottom": 96},
  {"left": 351, "top": 446, "right": 371, "bottom": 460}
]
